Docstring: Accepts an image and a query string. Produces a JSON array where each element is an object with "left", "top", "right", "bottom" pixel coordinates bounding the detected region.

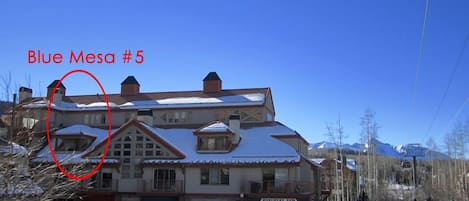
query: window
[
  {"left": 123, "top": 151, "right": 131, "bottom": 156},
  {"left": 262, "top": 168, "right": 288, "bottom": 192},
  {"left": 121, "top": 165, "right": 130, "bottom": 178},
  {"left": 207, "top": 138, "right": 215, "bottom": 150},
  {"left": 113, "top": 151, "right": 121, "bottom": 156},
  {"left": 84, "top": 114, "right": 90, "bottom": 124},
  {"left": 102, "top": 173, "right": 112, "bottom": 188},
  {"left": 146, "top": 143, "right": 153, "bottom": 149},
  {"left": 160, "top": 111, "right": 192, "bottom": 124},
  {"left": 154, "top": 169, "right": 176, "bottom": 190},
  {"left": 124, "top": 136, "right": 132, "bottom": 141},
  {"left": 266, "top": 112, "right": 273, "bottom": 121},
  {"left": 136, "top": 143, "right": 143, "bottom": 149},
  {"left": 114, "top": 144, "right": 121, "bottom": 149},
  {"left": 201, "top": 168, "right": 229, "bottom": 185},
  {"left": 134, "top": 164, "right": 143, "bottom": 178},
  {"left": 200, "top": 137, "right": 227, "bottom": 151},
  {"left": 136, "top": 150, "right": 143, "bottom": 156},
  {"left": 124, "top": 144, "right": 131, "bottom": 149},
  {"left": 58, "top": 138, "right": 89, "bottom": 152},
  {"left": 136, "top": 136, "right": 143, "bottom": 141},
  {"left": 100, "top": 114, "right": 106, "bottom": 124},
  {"left": 145, "top": 150, "right": 153, "bottom": 156}
]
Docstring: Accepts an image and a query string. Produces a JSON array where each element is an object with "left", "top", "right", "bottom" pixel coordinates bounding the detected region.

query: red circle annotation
[{"left": 45, "top": 69, "right": 112, "bottom": 181}]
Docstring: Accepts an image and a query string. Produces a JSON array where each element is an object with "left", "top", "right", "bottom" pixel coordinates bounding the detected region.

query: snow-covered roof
[
  {"left": 34, "top": 121, "right": 300, "bottom": 165},
  {"left": 346, "top": 159, "right": 357, "bottom": 172},
  {"left": 33, "top": 125, "right": 115, "bottom": 164},
  {"left": 196, "top": 122, "right": 234, "bottom": 133},
  {"left": 144, "top": 123, "right": 299, "bottom": 164},
  {"left": 23, "top": 93, "right": 265, "bottom": 111},
  {"left": 0, "top": 138, "right": 28, "bottom": 156},
  {"left": 0, "top": 176, "right": 43, "bottom": 196},
  {"left": 310, "top": 158, "right": 326, "bottom": 164},
  {"left": 310, "top": 158, "right": 357, "bottom": 172}
]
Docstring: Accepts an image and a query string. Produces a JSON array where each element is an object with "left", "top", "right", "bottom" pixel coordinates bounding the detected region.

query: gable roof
[
  {"left": 203, "top": 72, "right": 221, "bottom": 81},
  {"left": 83, "top": 119, "right": 185, "bottom": 159},
  {"left": 34, "top": 121, "right": 301, "bottom": 166},
  {"left": 121, "top": 76, "right": 140, "bottom": 86},
  {"left": 53, "top": 124, "right": 104, "bottom": 138},
  {"left": 193, "top": 121, "right": 234, "bottom": 135},
  {"left": 33, "top": 124, "right": 115, "bottom": 164},
  {"left": 47, "top": 80, "right": 66, "bottom": 89},
  {"left": 311, "top": 158, "right": 357, "bottom": 172},
  {"left": 143, "top": 121, "right": 300, "bottom": 165}
]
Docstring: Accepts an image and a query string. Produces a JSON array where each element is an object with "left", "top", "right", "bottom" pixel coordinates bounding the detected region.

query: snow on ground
[{"left": 387, "top": 184, "right": 414, "bottom": 200}]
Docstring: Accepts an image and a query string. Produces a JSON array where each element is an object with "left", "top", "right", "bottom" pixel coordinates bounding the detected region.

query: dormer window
[
  {"left": 200, "top": 136, "right": 227, "bottom": 151},
  {"left": 194, "top": 121, "right": 235, "bottom": 153},
  {"left": 55, "top": 135, "right": 95, "bottom": 152}
]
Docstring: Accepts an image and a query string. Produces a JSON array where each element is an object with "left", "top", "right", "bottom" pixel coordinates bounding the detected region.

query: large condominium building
[{"left": 7, "top": 72, "right": 322, "bottom": 201}]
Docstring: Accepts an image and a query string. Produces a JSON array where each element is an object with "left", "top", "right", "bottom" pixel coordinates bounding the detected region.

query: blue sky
[{"left": 1, "top": 1, "right": 468, "bottom": 149}]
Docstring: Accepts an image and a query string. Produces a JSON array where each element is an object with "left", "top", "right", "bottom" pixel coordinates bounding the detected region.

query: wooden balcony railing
[
  {"left": 81, "top": 179, "right": 118, "bottom": 192},
  {"left": 138, "top": 180, "right": 184, "bottom": 193},
  {"left": 245, "top": 180, "right": 313, "bottom": 194}
]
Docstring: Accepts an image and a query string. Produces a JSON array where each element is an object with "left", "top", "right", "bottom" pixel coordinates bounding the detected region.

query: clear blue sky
[{"left": 1, "top": 1, "right": 468, "bottom": 149}]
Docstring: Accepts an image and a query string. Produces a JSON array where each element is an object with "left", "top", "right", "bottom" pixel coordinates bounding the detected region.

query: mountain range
[{"left": 309, "top": 139, "right": 449, "bottom": 160}]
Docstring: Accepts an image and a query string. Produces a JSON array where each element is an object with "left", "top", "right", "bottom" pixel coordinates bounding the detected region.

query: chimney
[
  {"left": 121, "top": 76, "right": 140, "bottom": 96},
  {"left": 203, "top": 72, "right": 222, "bottom": 93},
  {"left": 19, "top": 87, "right": 32, "bottom": 103},
  {"left": 52, "top": 90, "right": 62, "bottom": 105},
  {"left": 137, "top": 110, "right": 153, "bottom": 126},
  {"left": 47, "top": 80, "right": 66, "bottom": 100},
  {"left": 229, "top": 114, "right": 240, "bottom": 145}
]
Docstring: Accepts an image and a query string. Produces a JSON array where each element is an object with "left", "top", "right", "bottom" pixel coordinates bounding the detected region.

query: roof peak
[
  {"left": 47, "top": 80, "right": 66, "bottom": 89},
  {"left": 121, "top": 76, "right": 140, "bottom": 86},
  {"left": 203, "top": 72, "right": 221, "bottom": 81}
]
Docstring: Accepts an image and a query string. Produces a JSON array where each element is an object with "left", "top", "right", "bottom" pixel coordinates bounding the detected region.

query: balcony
[
  {"left": 81, "top": 179, "right": 119, "bottom": 192},
  {"left": 245, "top": 180, "right": 313, "bottom": 194},
  {"left": 138, "top": 180, "right": 184, "bottom": 193}
]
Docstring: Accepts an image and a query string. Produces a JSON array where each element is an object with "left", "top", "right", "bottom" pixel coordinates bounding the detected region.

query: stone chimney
[
  {"left": 19, "top": 87, "right": 32, "bottom": 103},
  {"left": 121, "top": 76, "right": 140, "bottom": 96},
  {"left": 47, "top": 80, "right": 66, "bottom": 101},
  {"left": 229, "top": 114, "right": 241, "bottom": 145},
  {"left": 203, "top": 72, "right": 222, "bottom": 93},
  {"left": 137, "top": 110, "right": 153, "bottom": 126}
]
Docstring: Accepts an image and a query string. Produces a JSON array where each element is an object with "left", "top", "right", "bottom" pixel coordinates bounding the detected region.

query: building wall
[
  {"left": 277, "top": 137, "right": 308, "bottom": 156},
  {"left": 184, "top": 167, "right": 303, "bottom": 194},
  {"left": 185, "top": 167, "right": 245, "bottom": 194},
  {"left": 54, "top": 106, "right": 268, "bottom": 128}
]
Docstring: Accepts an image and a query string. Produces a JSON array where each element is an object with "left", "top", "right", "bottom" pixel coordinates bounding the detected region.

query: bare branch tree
[{"left": 1, "top": 72, "right": 12, "bottom": 102}]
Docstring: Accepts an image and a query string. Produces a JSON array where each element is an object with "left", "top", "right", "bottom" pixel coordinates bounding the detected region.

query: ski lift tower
[{"left": 405, "top": 144, "right": 424, "bottom": 189}]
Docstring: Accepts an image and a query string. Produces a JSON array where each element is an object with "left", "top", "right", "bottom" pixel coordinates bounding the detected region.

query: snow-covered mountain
[{"left": 309, "top": 139, "right": 449, "bottom": 160}]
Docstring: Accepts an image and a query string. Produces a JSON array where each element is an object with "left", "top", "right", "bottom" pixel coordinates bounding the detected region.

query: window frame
[{"left": 200, "top": 168, "right": 229, "bottom": 185}]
